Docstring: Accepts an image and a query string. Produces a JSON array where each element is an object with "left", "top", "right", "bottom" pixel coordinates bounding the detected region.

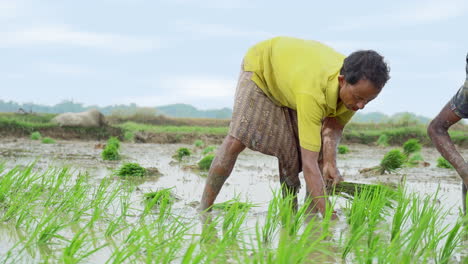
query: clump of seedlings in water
[
  {"left": 202, "top": 145, "right": 216, "bottom": 155},
  {"left": 193, "top": 139, "right": 204, "bottom": 148},
  {"left": 174, "top": 147, "right": 191, "bottom": 161},
  {"left": 436, "top": 157, "right": 454, "bottom": 169},
  {"left": 338, "top": 145, "right": 349, "bottom": 154},
  {"left": 402, "top": 139, "right": 421, "bottom": 156},
  {"left": 379, "top": 149, "right": 406, "bottom": 174},
  {"left": 144, "top": 188, "right": 180, "bottom": 208},
  {"left": 116, "top": 162, "right": 147, "bottom": 177},
  {"left": 198, "top": 154, "right": 215, "bottom": 171},
  {"left": 41, "top": 137, "right": 56, "bottom": 144},
  {"left": 211, "top": 198, "right": 256, "bottom": 211},
  {"left": 102, "top": 137, "right": 121, "bottom": 160},
  {"left": 124, "top": 131, "right": 134, "bottom": 142},
  {"left": 30, "top": 131, "right": 42, "bottom": 140},
  {"left": 376, "top": 134, "right": 389, "bottom": 147}
]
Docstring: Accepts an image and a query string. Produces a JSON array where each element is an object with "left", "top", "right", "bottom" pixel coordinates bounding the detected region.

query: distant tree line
[{"left": 0, "top": 99, "right": 437, "bottom": 124}]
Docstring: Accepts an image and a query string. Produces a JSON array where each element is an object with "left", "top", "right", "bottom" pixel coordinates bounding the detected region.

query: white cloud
[
  {"left": 0, "top": 25, "right": 161, "bottom": 52},
  {"left": 113, "top": 75, "right": 237, "bottom": 108},
  {"left": 331, "top": 0, "right": 468, "bottom": 30},
  {"left": 175, "top": 20, "right": 273, "bottom": 38}
]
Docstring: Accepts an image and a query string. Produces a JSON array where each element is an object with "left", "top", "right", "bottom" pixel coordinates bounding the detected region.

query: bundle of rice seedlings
[
  {"left": 144, "top": 188, "right": 180, "bottom": 205},
  {"left": 116, "top": 162, "right": 147, "bottom": 177},
  {"left": 198, "top": 154, "right": 215, "bottom": 171},
  {"left": 41, "top": 137, "right": 55, "bottom": 144},
  {"left": 102, "top": 137, "right": 121, "bottom": 160},
  {"left": 330, "top": 181, "right": 398, "bottom": 202},
  {"left": 402, "top": 139, "right": 421, "bottom": 156},
  {"left": 338, "top": 145, "right": 349, "bottom": 154},
  {"left": 174, "top": 147, "right": 191, "bottom": 161},
  {"left": 194, "top": 139, "right": 204, "bottom": 148},
  {"left": 30, "top": 131, "right": 42, "bottom": 140},
  {"left": 379, "top": 149, "right": 406, "bottom": 174},
  {"left": 202, "top": 146, "right": 217, "bottom": 155},
  {"left": 436, "top": 157, "right": 454, "bottom": 169},
  {"left": 376, "top": 134, "right": 389, "bottom": 147}
]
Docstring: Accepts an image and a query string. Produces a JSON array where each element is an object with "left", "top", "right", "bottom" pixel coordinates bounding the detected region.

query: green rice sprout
[
  {"left": 102, "top": 137, "right": 121, "bottom": 160},
  {"left": 402, "top": 139, "right": 421, "bottom": 156},
  {"left": 198, "top": 154, "right": 215, "bottom": 171},
  {"left": 338, "top": 145, "right": 349, "bottom": 154},
  {"left": 376, "top": 134, "right": 389, "bottom": 147},
  {"left": 202, "top": 146, "right": 216, "bottom": 155},
  {"left": 174, "top": 147, "right": 191, "bottom": 161},
  {"left": 379, "top": 149, "right": 405, "bottom": 174},
  {"left": 407, "top": 152, "right": 424, "bottom": 166},
  {"left": 211, "top": 199, "right": 256, "bottom": 211},
  {"left": 436, "top": 157, "right": 454, "bottom": 169},
  {"left": 116, "top": 163, "right": 147, "bottom": 177},
  {"left": 193, "top": 139, "right": 204, "bottom": 148},
  {"left": 41, "top": 137, "right": 56, "bottom": 144},
  {"left": 30, "top": 131, "right": 42, "bottom": 140}
]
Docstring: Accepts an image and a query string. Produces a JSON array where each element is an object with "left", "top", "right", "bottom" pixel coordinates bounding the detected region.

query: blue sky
[{"left": 1, "top": 0, "right": 467, "bottom": 118}]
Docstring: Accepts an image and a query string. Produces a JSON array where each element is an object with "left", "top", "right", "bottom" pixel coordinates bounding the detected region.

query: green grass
[
  {"left": 116, "top": 162, "right": 147, "bottom": 177},
  {"left": 338, "top": 145, "right": 349, "bottom": 154},
  {"left": 30, "top": 131, "right": 42, "bottom": 140},
  {"left": 41, "top": 137, "right": 56, "bottom": 144},
  {"left": 436, "top": 157, "right": 454, "bottom": 169},
  {"left": 198, "top": 154, "right": 215, "bottom": 171},
  {"left": 117, "top": 121, "right": 228, "bottom": 135},
  {"left": 202, "top": 145, "right": 216, "bottom": 155},
  {"left": 123, "top": 131, "right": 134, "bottom": 142},
  {"left": 194, "top": 139, "right": 204, "bottom": 148},
  {"left": 403, "top": 139, "right": 422, "bottom": 156},
  {"left": 376, "top": 134, "right": 389, "bottom": 147}
]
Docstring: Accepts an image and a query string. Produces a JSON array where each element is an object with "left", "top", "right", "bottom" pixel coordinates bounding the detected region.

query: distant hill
[
  {"left": 157, "top": 104, "right": 232, "bottom": 119},
  {"left": 0, "top": 99, "right": 441, "bottom": 124}
]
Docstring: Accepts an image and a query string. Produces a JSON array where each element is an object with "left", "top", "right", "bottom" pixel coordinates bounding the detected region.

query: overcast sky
[{"left": 1, "top": 0, "right": 467, "bottom": 118}]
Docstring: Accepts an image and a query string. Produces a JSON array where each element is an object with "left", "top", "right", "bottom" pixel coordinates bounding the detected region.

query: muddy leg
[
  {"left": 304, "top": 151, "right": 324, "bottom": 210},
  {"left": 198, "top": 135, "right": 245, "bottom": 212}
]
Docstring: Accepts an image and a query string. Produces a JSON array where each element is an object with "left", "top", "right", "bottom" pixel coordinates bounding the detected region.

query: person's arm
[
  {"left": 301, "top": 147, "right": 329, "bottom": 216},
  {"left": 427, "top": 103, "right": 468, "bottom": 183},
  {"left": 321, "top": 117, "right": 345, "bottom": 186}
]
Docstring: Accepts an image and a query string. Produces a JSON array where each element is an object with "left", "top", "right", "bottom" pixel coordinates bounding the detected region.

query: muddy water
[{"left": 0, "top": 138, "right": 467, "bottom": 260}]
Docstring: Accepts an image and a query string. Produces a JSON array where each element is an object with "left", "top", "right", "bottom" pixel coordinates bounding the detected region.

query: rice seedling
[
  {"left": 376, "top": 134, "right": 389, "bottom": 147},
  {"left": 41, "top": 137, "right": 56, "bottom": 144},
  {"left": 30, "top": 131, "right": 42, "bottom": 140},
  {"left": 115, "top": 162, "right": 147, "bottom": 177},
  {"left": 194, "top": 139, "right": 204, "bottom": 148},
  {"left": 202, "top": 145, "right": 217, "bottom": 155},
  {"left": 101, "top": 137, "right": 121, "bottom": 161},
  {"left": 338, "top": 145, "right": 349, "bottom": 154},
  {"left": 379, "top": 149, "right": 406, "bottom": 174},
  {"left": 437, "top": 157, "right": 454, "bottom": 169},
  {"left": 198, "top": 154, "right": 215, "bottom": 171},
  {"left": 212, "top": 199, "right": 256, "bottom": 211},
  {"left": 174, "top": 147, "right": 191, "bottom": 161},
  {"left": 331, "top": 181, "right": 397, "bottom": 201},
  {"left": 402, "top": 138, "right": 421, "bottom": 156}
]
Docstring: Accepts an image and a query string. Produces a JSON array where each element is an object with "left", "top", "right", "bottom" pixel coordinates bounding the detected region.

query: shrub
[
  {"left": 41, "top": 137, "right": 55, "bottom": 144},
  {"left": 377, "top": 134, "right": 389, "bottom": 147},
  {"left": 202, "top": 146, "right": 217, "bottom": 155},
  {"left": 338, "top": 145, "right": 349, "bottom": 154},
  {"left": 175, "top": 147, "right": 191, "bottom": 161},
  {"left": 116, "top": 162, "right": 147, "bottom": 177},
  {"left": 198, "top": 154, "right": 215, "bottom": 171},
  {"left": 30, "top": 131, "right": 42, "bottom": 140},
  {"left": 403, "top": 139, "right": 422, "bottom": 156},
  {"left": 437, "top": 157, "right": 454, "bottom": 169},
  {"left": 194, "top": 140, "right": 204, "bottom": 148},
  {"left": 379, "top": 149, "right": 406, "bottom": 174}
]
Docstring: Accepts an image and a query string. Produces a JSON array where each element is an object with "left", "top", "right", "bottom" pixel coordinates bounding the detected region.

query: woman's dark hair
[{"left": 340, "top": 50, "right": 390, "bottom": 89}]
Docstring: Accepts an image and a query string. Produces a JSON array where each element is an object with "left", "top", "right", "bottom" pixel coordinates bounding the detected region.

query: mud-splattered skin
[{"left": 428, "top": 102, "right": 468, "bottom": 212}]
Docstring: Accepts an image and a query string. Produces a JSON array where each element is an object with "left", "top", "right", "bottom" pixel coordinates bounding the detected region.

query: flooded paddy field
[{"left": 0, "top": 137, "right": 467, "bottom": 263}]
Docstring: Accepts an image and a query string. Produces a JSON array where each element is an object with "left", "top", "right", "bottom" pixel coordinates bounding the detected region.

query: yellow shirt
[{"left": 243, "top": 37, "right": 355, "bottom": 152}]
